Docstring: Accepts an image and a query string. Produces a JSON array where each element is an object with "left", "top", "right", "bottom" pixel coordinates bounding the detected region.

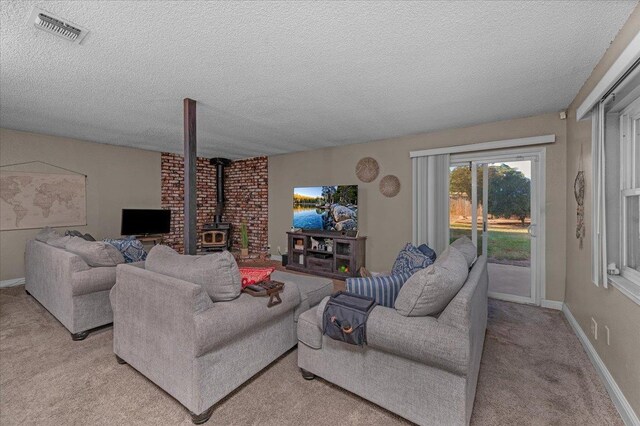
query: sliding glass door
[{"left": 450, "top": 149, "right": 543, "bottom": 305}]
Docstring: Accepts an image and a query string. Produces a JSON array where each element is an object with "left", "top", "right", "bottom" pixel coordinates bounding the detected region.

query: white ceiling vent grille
[{"left": 30, "top": 7, "right": 88, "bottom": 44}]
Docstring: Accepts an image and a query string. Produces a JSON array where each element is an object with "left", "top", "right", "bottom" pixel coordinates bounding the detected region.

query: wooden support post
[{"left": 184, "top": 98, "right": 197, "bottom": 255}]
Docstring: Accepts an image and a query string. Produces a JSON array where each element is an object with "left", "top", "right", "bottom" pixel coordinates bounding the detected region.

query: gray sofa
[
  {"left": 111, "top": 264, "right": 333, "bottom": 424},
  {"left": 25, "top": 240, "right": 120, "bottom": 340},
  {"left": 297, "top": 255, "right": 488, "bottom": 426}
]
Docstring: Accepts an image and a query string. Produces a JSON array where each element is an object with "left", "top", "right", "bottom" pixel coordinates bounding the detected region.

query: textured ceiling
[{"left": 0, "top": 1, "right": 637, "bottom": 159}]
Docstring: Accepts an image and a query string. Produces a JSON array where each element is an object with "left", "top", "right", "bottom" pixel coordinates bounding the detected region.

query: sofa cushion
[
  {"left": 194, "top": 284, "right": 301, "bottom": 356},
  {"left": 391, "top": 243, "right": 434, "bottom": 275},
  {"left": 65, "top": 237, "right": 125, "bottom": 267},
  {"left": 417, "top": 243, "right": 437, "bottom": 262},
  {"left": 271, "top": 271, "right": 333, "bottom": 308},
  {"left": 145, "top": 245, "right": 241, "bottom": 302},
  {"left": 346, "top": 273, "right": 412, "bottom": 308},
  {"left": 297, "top": 306, "right": 323, "bottom": 349},
  {"left": 48, "top": 235, "right": 73, "bottom": 248},
  {"left": 450, "top": 236, "right": 477, "bottom": 268},
  {"left": 394, "top": 246, "right": 469, "bottom": 316},
  {"left": 71, "top": 266, "right": 117, "bottom": 296},
  {"left": 103, "top": 237, "right": 147, "bottom": 263},
  {"left": 35, "top": 227, "right": 61, "bottom": 243}
]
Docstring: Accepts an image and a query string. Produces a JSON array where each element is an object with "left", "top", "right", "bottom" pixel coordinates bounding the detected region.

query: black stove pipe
[{"left": 209, "top": 158, "right": 232, "bottom": 223}]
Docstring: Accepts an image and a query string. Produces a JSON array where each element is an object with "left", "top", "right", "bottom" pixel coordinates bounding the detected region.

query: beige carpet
[{"left": 0, "top": 285, "right": 622, "bottom": 425}]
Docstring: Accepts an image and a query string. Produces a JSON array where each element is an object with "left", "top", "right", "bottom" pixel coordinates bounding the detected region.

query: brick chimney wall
[{"left": 160, "top": 153, "right": 268, "bottom": 257}]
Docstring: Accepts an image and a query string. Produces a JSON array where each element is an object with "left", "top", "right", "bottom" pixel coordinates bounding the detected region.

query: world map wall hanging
[{"left": 0, "top": 162, "right": 87, "bottom": 231}]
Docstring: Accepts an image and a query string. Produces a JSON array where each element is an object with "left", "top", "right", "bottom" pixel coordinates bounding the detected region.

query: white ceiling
[{"left": 0, "top": 1, "right": 637, "bottom": 159}]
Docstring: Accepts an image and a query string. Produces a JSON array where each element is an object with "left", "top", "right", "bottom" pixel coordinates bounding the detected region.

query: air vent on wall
[{"left": 30, "top": 7, "right": 88, "bottom": 44}]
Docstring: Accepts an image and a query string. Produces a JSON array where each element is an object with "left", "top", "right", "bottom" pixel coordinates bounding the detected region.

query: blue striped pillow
[{"left": 346, "top": 273, "right": 412, "bottom": 308}]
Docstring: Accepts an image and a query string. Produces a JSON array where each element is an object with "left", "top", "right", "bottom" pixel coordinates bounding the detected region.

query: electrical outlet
[
  {"left": 591, "top": 318, "right": 598, "bottom": 340},
  {"left": 605, "top": 326, "right": 610, "bottom": 346}
]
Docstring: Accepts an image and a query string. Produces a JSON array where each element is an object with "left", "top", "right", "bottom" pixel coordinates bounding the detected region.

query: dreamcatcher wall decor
[{"left": 574, "top": 146, "right": 586, "bottom": 249}]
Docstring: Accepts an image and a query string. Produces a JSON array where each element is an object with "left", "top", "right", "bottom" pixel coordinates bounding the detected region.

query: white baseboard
[
  {"left": 562, "top": 304, "right": 640, "bottom": 426},
  {"left": 541, "top": 299, "right": 563, "bottom": 310},
  {"left": 270, "top": 254, "right": 283, "bottom": 261},
  {"left": 0, "top": 277, "right": 25, "bottom": 288}
]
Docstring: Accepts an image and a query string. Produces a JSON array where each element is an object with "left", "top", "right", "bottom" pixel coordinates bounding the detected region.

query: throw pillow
[
  {"left": 65, "top": 236, "right": 126, "bottom": 267},
  {"left": 48, "top": 235, "right": 73, "bottom": 248},
  {"left": 391, "top": 243, "right": 434, "bottom": 276},
  {"left": 239, "top": 267, "right": 275, "bottom": 288},
  {"left": 416, "top": 243, "right": 437, "bottom": 262},
  {"left": 103, "top": 237, "right": 147, "bottom": 263},
  {"left": 65, "top": 230, "right": 96, "bottom": 241},
  {"left": 394, "top": 246, "right": 469, "bottom": 316},
  {"left": 346, "top": 273, "right": 412, "bottom": 308},
  {"left": 35, "top": 227, "right": 61, "bottom": 243},
  {"left": 145, "top": 245, "right": 241, "bottom": 302},
  {"left": 451, "top": 236, "right": 477, "bottom": 267}
]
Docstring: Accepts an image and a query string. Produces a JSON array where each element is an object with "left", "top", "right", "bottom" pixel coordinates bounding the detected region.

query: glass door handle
[{"left": 528, "top": 224, "right": 537, "bottom": 237}]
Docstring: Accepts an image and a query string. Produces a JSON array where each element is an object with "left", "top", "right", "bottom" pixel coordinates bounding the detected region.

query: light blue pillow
[
  {"left": 346, "top": 273, "right": 412, "bottom": 308},
  {"left": 103, "top": 237, "right": 147, "bottom": 263},
  {"left": 391, "top": 243, "right": 434, "bottom": 276}
]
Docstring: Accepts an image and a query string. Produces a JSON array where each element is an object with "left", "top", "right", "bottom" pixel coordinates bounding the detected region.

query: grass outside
[{"left": 450, "top": 219, "right": 530, "bottom": 263}]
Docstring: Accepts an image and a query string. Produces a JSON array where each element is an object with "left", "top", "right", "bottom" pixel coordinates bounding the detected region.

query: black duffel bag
[{"left": 322, "top": 292, "right": 376, "bottom": 346}]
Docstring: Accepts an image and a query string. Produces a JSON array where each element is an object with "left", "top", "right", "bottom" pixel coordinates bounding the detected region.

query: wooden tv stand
[{"left": 286, "top": 230, "right": 366, "bottom": 279}]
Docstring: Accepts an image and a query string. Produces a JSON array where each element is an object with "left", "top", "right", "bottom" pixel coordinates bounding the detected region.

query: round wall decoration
[
  {"left": 379, "top": 175, "right": 401, "bottom": 197},
  {"left": 355, "top": 157, "right": 380, "bottom": 183}
]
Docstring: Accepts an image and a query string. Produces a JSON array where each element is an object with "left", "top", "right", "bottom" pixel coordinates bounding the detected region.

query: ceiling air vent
[{"left": 30, "top": 7, "right": 88, "bottom": 44}]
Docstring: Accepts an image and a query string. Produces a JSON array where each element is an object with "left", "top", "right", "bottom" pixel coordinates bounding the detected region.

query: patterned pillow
[
  {"left": 103, "top": 237, "right": 147, "bottom": 263},
  {"left": 346, "top": 273, "right": 412, "bottom": 308},
  {"left": 239, "top": 267, "right": 275, "bottom": 288},
  {"left": 391, "top": 243, "right": 434, "bottom": 276}
]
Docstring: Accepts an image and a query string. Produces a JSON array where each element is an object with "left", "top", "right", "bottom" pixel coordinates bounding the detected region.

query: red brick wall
[{"left": 160, "top": 153, "right": 268, "bottom": 256}]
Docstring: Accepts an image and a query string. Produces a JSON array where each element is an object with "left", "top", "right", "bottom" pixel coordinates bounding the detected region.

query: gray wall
[
  {"left": 0, "top": 128, "right": 162, "bottom": 281},
  {"left": 269, "top": 112, "right": 567, "bottom": 302},
  {"left": 564, "top": 6, "right": 640, "bottom": 415}
]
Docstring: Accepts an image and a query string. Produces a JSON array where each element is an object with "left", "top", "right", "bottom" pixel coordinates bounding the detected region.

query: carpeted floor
[{"left": 0, "top": 285, "right": 622, "bottom": 425}]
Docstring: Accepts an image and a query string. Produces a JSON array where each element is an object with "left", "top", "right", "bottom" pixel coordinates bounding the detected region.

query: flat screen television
[
  {"left": 292, "top": 185, "right": 358, "bottom": 232},
  {"left": 121, "top": 209, "right": 171, "bottom": 236}
]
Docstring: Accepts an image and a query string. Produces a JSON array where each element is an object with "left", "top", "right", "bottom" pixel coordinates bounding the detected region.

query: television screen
[
  {"left": 292, "top": 186, "right": 358, "bottom": 232},
  {"left": 121, "top": 209, "right": 171, "bottom": 236}
]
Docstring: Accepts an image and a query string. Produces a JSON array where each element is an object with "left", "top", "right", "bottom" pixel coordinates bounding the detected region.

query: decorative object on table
[
  {"left": 310, "top": 237, "right": 321, "bottom": 250},
  {"left": 242, "top": 280, "right": 285, "bottom": 307},
  {"left": 574, "top": 146, "right": 586, "bottom": 249},
  {"left": 379, "top": 174, "right": 401, "bottom": 198},
  {"left": 355, "top": 157, "right": 380, "bottom": 183},
  {"left": 103, "top": 236, "right": 147, "bottom": 263},
  {"left": 0, "top": 161, "right": 86, "bottom": 231},
  {"left": 239, "top": 266, "right": 275, "bottom": 288},
  {"left": 240, "top": 222, "right": 249, "bottom": 256},
  {"left": 391, "top": 243, "right": 434, "bottom": 275}
]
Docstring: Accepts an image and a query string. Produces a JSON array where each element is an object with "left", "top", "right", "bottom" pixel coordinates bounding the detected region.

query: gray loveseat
[
  {"left": 297, "top": 255, "right": 488, "bottom": 426},
  {"left": 25, "top": 239, "right": 122, "bottom": 340},
  {"left": 111, "top": 261, "right": 333, "bottom": 424}
]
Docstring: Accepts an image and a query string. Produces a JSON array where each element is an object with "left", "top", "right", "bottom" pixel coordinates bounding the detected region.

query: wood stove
[
  {"left": 201, "top": 157, "right": 232, "bottom": 252},
  {"left": 201, "top": 222, "right": 231, "bottom": 251}
]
